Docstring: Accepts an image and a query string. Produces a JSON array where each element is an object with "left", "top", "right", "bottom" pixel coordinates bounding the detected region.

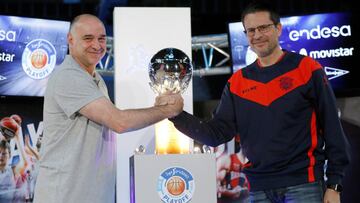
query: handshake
[{"left": 154, "top": 93, "right": 184, "bottom": 118}]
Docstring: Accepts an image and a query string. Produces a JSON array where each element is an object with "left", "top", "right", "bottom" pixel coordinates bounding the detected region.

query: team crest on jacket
[
  {"left": 21, "top": 39, "right": 57, "bottom": 79},
  {"left": 157, "top": 166, "right": 195, "bottom": 203},
  {"left": 279, "top": 77, "right": 294, "bottom": 91}
]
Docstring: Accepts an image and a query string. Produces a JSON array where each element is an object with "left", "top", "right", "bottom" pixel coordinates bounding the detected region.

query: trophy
[{"left": 148, "top": 48, "right": 193, "bottom": 154}]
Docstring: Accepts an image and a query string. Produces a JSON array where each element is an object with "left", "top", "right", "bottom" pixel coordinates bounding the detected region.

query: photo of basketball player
[
  {"left": 0, "top": 114, "right": 29, "bottom": 203},
  {"left": 216, "top": 135, "right": 249, "bottom": 203},
  {"left": 0, "top": 114, "right": 41, "bottom": 202}
]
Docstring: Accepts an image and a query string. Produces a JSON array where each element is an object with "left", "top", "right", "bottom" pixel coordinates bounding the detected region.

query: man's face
[
  {"left": 243, "top": 11, "right": 282, "bottom": 58},
  {"left": 0, "top": 148, "right": 10, "bottom": 169},
  {"left": 68, "top": 17, "right": 107, "bottom": 70}
]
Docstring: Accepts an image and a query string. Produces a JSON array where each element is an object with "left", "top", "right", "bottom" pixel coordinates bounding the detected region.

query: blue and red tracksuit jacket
[{"left": 170, "top": 51, "right": 350, "bottom": 191}]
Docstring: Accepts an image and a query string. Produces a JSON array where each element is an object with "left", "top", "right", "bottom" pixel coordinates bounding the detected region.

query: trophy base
[{"left": 130, "top": 154, "right": 217, "bottom": 203}]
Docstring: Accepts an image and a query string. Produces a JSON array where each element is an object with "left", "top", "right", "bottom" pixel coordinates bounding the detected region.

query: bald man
[{"left": 33, "top": 14, "right": 183, "bottom": 203}]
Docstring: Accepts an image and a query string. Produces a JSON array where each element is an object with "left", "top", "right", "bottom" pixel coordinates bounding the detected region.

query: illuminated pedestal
[
  {"left": 155, "top": 119, "right": 191, "bottom": 154},
  {"left": 130, "top": 154, "right": 217, "bottom": 203}
]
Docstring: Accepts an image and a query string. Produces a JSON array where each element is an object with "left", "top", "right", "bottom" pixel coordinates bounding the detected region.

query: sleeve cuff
[
  {"left": 326, "top": 174, "right": 343, "bottom": 186},
  {"left": 169, "top": 111, "right": 188, "bottom": 122}
]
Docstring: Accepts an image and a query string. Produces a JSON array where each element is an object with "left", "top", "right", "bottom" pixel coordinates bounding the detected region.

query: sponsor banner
[
  {"left": 0, "top": 15, "right": 70, "bottom": 97},
  {"left": 229, "top": 12, "right": 358, "bottom": 95}
]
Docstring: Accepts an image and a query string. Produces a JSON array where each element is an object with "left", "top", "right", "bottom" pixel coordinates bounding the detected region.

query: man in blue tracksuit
[{"left": 161, "top": 2, "right": 350, "bottom": 203}]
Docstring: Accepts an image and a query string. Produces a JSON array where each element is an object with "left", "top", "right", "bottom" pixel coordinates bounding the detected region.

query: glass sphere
[{"left": 149, "top": 48, "right": 193, "bottom": 94}]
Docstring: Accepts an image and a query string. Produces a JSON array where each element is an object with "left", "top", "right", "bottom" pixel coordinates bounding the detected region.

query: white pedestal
[{"left": 130, "top": 154, "right": 217, "bottom": 203}]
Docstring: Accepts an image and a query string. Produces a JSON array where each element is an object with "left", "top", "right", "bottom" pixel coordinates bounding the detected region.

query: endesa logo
[
  {"left": 0, "top": 29, "right": 16, "bottom": 42},
  {"left": 289, "top": 24, "right": 351, "bottom": 41}
]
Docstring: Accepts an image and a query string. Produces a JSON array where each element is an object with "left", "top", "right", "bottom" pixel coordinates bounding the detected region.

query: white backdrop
[{"left": 113, "top": 7, "right": 193, "bottom": 203}]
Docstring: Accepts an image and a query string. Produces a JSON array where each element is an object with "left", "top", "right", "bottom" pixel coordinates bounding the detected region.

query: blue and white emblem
[
  {"left": 21, "top": 39, "right": 57, "bottom": 79},
  {"left": 157, "top": 166, "right": 195, "bottom": 203}
]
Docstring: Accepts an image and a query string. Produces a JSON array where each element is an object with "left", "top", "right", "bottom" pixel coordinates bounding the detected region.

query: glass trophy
[{"left": 148, "top": 48, "right": 193, "bottom": 154}]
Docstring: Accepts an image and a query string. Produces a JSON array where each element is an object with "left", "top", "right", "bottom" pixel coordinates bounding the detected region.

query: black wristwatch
[{"left": 327, "top": 184, "right": 343, "bottom": 193}]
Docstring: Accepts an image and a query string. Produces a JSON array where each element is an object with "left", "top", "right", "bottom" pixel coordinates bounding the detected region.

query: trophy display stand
[
  {"left": 130, "top": 154, "right": 217, "bottom": 203},
  {"left": 129, "top": 48, "right": 217, "bottom": 203}
]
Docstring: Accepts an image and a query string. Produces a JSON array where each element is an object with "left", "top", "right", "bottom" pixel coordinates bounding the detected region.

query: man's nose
[
  {"left": 91, "top": 40, "right": 102, "bottom": 49},
  {"left": 252, "top": 29, "right": 263, "bottom": 38}
]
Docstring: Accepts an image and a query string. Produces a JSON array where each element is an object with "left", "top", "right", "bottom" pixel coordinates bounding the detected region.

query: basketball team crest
[
  {"left": 21, "top": 39, "right": 57, "bottom": 79},
  {"left": 157, "top": 166, "right": 195, "bottom": 203}
]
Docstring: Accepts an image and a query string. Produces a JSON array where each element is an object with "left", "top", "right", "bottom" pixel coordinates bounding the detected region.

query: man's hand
[
  {"left": 155, "top": 93, "right": 177, "bottom": 106},
  {"left": 155, "top": 93, "right": 184, "bottom": 118},
  {"left": 323, "top": 188, "right": 340, "bottom": 203}
]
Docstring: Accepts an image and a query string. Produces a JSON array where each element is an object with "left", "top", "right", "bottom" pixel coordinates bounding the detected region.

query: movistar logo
[
  {"left": 289, "top": 25, "right": 351, "bottom": 41},
  {"left": 299, "top": 47, "right": 354, "bottom": 59}
]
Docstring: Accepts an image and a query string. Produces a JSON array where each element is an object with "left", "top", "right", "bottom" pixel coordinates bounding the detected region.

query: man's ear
[
  {"left": 67, "top": 33, "right": 73, "bottom": 46},
  {"left": 276, "top": 23, "right": 282, "bottom": 37}
]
